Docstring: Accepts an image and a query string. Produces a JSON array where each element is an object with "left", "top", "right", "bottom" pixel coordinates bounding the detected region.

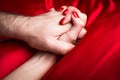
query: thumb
[
  {"left": 78, "top": 28, "right": 87, "bottom": 38},
  {"left": 48, "top": 40, "right": 75, "bottom": 55}
]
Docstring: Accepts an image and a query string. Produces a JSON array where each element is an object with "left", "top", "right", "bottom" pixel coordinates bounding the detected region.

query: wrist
[
  {"left": 12, "top": 16, "right": 31, "bottom": 42},
  {"left": 0, "top": 12, "right": 30, "bottom": 42}
]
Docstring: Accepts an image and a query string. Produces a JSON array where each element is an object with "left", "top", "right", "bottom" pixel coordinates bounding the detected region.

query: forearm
[
  {"left": 4, "top": 52, "right": 57, "bottom": 80},
  {"left": 0, "top": 12, "right": 28, "bottom": 41}
]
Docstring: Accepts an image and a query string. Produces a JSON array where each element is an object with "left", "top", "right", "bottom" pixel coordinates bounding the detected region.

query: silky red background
[{"left": 0, "top": 0, "right": 120, "bottom": 80}]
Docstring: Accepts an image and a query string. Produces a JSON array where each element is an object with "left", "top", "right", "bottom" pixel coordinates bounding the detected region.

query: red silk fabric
[{"left": 0, "top": 0, "right": 120, "bottom": 80}]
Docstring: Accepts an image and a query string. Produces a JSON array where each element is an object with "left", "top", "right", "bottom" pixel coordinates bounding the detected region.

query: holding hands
[
  {"left": 22, "top": 6, "right": 87, "bottom": 54},
  {"left": 2, "top": 6, "right": 87, "bottom": 80}
]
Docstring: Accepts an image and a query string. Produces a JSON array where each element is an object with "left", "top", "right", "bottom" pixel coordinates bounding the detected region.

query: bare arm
[
  {"left": 3, "top": 52, "right": 57, "bottom": 80},
  {"left": 0, "top": 11, "right": 75, "bottom": 54},
  {"left": 0, "top": 12, "right": 28, "bottom": 41},
  {"left": 2, "top": 7, "right": 87, "bottom": 80}
]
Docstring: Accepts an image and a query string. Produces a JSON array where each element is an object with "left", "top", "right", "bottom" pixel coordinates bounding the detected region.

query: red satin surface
[{"left": 0, "top": 0, "right": 120, "bottom": 80}]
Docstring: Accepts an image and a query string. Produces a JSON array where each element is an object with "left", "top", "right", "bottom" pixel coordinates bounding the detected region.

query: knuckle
[
  {"left": 81, "top": 13, "right": 87, "bottom": 20},
  {"left": 61, "top": 49, "right": 68, "bottom": 55},
  {"left": 60, "top": 46, "right": 72, "bottom": 54},
  {"left": 68, "top": 33, "right": 77, "bottom": 42},
  {"left": 62, "top": 6, "right": 67, "bottom": 8},
  {"left": 78, "top": 20, "right": 83, "bottom": 25},
  {"left": 75, "top": 20, "right": 84, "bottom": 27},
  {"left": 80, "top": 21, "right": 85, "bottom": 27},
  {"left": 68, "top": 6, "right": 74, "bottom": 9}
]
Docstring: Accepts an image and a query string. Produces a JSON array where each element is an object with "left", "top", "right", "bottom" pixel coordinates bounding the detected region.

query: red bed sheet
[{"left": 0, "top": 0, "right": 120, "bottom": 80}]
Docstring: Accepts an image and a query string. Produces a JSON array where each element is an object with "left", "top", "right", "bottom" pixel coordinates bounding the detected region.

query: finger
[
  {"left": 48, "top": 39, "right": 75, "bottom": 55},
  {"left": 58, "top": 6, "right": 67, "bottom": 12},
  {"left": 63, "top": 6, "right": 81, "bottom": 15},
  {"left": 61, "top": 13, "right": 86, "bottom": 25},
  {"left": 58, "top": 22, "right": 72, "bottom": 35},
  {"left": 78, "top": 13, "right": 87, "bottom": 27},
  {"left": 49, "top": 8, "right": 55, "bottom": 12},
  {"left": 72, "top": 11, "right": 86, "bottom": 27},
  {"left": 59, "top": 14, "right": 71, "bottom": 24},
  {"left": 59, "top": 27, "right": 79, "bottom": 43},
  {"left": 61, "top": 6, "right": 81, "bottom": 24},
  {"left": 78, "top": 28, "right": 87, "bottom": 38},
  {"left": 67, "top": 6, "right": 81, "bottom": 14},
  {"left": 59, "top": 11, "right": 83, "bottom": 43}
]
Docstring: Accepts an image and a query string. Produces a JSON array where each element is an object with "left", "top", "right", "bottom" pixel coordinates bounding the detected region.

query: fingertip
[
  {"left": 59, "top": 18, "right": 65, "bottom": 25},
  {"left": 72, "top": 12, "right": 86, "bottom": 27},
  {"left": 49, "top": 8, "right": 55, "bottom": 12},
  {"left": 71, "top": 13, "right": 80, "bottom": 24},
  {"left": 58, "top": 6, "right": 67, "bottom": 12},
  {"left": 67, "top": 6, "right": 81, "bottom": 14},
  {"left": 63, "top": 9, "right": 69, "bottom": 15},
  {"left": 60, "top": 15, "right": 72, "bottom": 25},
  {"left": 72, "top": 11, "right": 80, "bottom": 18}
]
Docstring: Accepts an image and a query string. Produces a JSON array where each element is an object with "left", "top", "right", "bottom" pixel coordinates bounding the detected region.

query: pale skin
[
  {"left": 0, "top": 6, "right": 87, "bottom": 80},
  {"left": 0, "top": 6, "right": 87, "bottom": 54}
]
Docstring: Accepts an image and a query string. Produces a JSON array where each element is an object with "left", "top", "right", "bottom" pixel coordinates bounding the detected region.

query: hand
[
  {"left": 58, "top": 6, "right": 87, "bottom": 43},
  {"left": 22, "top": 6, "right": 87, "bottom": 54},
  {"left": 3, "top": 7, "right": 88, "bottom": 80},
  {"left": 21, "top": 10, "right": 75, "bottom": 54},
  {"left": 0, "top": 6, "right": 87, "bottom": 55}
]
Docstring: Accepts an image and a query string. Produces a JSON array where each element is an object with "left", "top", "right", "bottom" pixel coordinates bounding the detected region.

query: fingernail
[
  {"left": 59, "top": 7, "right": 64, "bottom": 12},
  {"left": 59, "top": 18, "right": 65, "bottom": 25},
  {"left": 63, "top": 9, "right": 68, "bottom": 15},
  {"left": 72, "top": 11, "right": 79, "bottom": 18}
]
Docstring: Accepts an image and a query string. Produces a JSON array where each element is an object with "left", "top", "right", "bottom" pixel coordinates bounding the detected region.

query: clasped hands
[
  {"left": 3, "top": 6, "right": 87, "bottom": 80},
  {"left": 22, "top": 6, "right": 87, "bottom": 54}
]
